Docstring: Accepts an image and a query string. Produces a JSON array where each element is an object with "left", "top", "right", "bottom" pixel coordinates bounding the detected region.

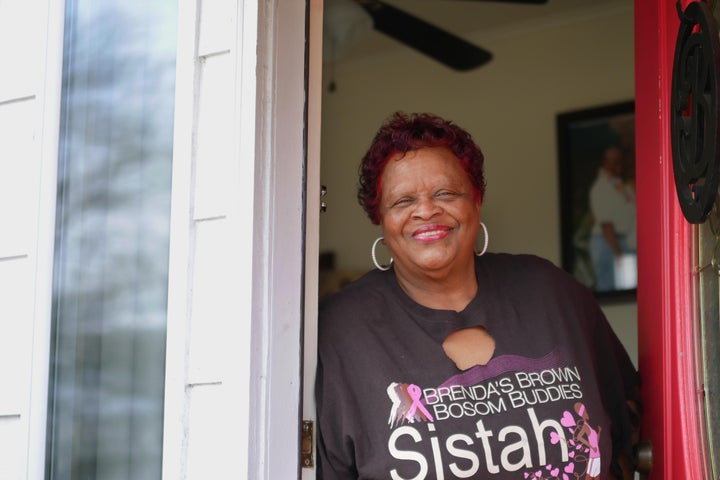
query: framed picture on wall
[{"left": 557, "top": 100, "right": 636, "bottom": 301}]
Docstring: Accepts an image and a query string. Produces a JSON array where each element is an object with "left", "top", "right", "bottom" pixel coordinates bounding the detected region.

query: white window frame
[
  {"left": 27, "top": 0, "right": 66, "bottom": 477},
  {"left": 27, "top": 1, "right": 317, "bottom": 478}
]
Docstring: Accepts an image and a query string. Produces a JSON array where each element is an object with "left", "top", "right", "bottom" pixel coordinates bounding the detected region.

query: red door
[{"left": 636, "top": 0, "right": 710, "bottom": 478}]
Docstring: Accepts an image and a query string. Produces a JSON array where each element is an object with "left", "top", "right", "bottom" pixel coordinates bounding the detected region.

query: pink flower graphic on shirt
[
  {"left": 386, "top": 382, "right": 434, "bottom": 427},
  {"left": 522, "top": 402, "right": 601, "bottom": 480}
]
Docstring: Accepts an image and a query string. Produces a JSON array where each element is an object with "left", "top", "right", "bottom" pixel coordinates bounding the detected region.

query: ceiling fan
[{"left": 324, "top": 0, "right": 548, "bottom": 71}]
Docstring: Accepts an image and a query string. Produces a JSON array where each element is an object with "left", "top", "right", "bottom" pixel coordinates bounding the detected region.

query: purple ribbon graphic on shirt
[{"left": 437, "top": 350, "right": 566, "bottom": 389}]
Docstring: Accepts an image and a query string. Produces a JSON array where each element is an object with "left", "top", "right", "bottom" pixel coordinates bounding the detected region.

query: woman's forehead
[{"left": 382, "top": 148, "right": 466, "bottom": 183}]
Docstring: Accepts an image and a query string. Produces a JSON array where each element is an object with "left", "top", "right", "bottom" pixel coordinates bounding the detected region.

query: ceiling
[{"left": 324, "top": 0, "right": 631, "bottom": 64}]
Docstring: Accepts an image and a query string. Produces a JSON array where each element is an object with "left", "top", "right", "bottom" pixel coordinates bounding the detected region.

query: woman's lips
[{"left": 412, "top": 224, "right": 451, "bottom": 242}]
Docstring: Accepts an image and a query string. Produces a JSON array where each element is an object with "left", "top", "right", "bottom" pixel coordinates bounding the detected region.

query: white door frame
[
  {"left": 303, "top": 0, "right": 324, "bottom": 478},
  {"left": 249, "top": 0, "right": 320, "bottom": 478}
]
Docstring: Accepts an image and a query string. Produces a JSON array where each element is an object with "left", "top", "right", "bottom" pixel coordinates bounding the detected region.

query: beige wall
[{"left": 319, "top": 1, "right": 637, "bottom": 363}]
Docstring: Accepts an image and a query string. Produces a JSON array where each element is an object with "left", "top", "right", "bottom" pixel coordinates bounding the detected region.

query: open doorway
[
  {"left": 307, "top": 1, "right": 637, "bottom": 478},
  {"left": 316, "top": 0, "right": 637, "bottom": 360}
]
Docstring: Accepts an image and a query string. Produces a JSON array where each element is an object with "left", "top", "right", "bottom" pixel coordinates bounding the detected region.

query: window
[
  {"left": 697, "top": 213, "right": 720, "bottom": 479},
  {"left": 45, "top": 1, "right": 177, "bottom": 478}
]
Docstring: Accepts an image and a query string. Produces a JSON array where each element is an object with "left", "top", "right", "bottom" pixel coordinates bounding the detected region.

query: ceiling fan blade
[
  {"left": 455, "top": 0, "right": 548, "bottom": 3},
  {"left": 356, "top": 0, "right": 492, "bottom": 71}
]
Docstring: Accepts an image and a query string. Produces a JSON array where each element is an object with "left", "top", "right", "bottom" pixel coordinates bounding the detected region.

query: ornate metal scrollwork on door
[{"left": 671, "top": 0, "right": 720, "bottom": 223}]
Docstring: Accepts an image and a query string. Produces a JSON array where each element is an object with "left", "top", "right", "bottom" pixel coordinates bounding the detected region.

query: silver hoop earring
[
  {"left": 372, "top": 237, "right": 393, "bottom": 271},
  {"left": 476, "top": 222, "right": 489, "bottom": 257}
]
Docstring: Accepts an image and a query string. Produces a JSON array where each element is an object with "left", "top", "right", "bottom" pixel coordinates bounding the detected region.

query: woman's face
[{"left": 379, "top": 146, "right": 481, "bottom": 278}]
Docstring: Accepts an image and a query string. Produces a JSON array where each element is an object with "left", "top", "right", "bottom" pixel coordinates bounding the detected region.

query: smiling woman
[
  {"left": 315, "top": 112, "right": 641, "bottom": 480},
  {"left": 379, "top": 147, "right": 481, "bottom": 309}
]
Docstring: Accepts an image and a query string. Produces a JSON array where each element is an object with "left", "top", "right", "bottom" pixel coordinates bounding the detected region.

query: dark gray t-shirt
[{"left": 316, "top": 253, "right": 639, "bottom": 480}]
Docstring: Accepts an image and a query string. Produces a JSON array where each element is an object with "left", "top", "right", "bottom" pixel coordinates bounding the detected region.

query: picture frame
[{"left": 557, "top": 100, "right": 636, "bottom": 301}]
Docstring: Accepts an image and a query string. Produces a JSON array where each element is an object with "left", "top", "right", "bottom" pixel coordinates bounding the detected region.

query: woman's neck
[{"left": 394, "top": 261, "right": 478, "bottom": 312}]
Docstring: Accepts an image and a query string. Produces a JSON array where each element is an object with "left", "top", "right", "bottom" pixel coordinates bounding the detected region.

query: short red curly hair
[{"left": 357, "top": 112, "right": 486, "bottom": 224}]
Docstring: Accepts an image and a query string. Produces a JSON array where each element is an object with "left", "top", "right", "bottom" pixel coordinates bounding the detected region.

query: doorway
[
  {"left": 316, "top": 0, "right": 638, "bottom": 359},
  {"left": 309, "top": 0, "right": 638, "bottom": 478}
]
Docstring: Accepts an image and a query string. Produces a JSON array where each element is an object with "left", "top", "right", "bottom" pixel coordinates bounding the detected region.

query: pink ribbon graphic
[{"left": 404, "top": 384, "right": 434, "bottom": 422}]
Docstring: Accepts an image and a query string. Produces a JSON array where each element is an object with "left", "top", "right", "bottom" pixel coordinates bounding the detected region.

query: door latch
[{"left": 301, "top": 420, "right": 314, "bottom": 468}]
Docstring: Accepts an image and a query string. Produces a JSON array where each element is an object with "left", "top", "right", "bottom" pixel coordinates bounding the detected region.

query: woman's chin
[{"left": 402, "top": 254, "right": 457, "bottom": 275}]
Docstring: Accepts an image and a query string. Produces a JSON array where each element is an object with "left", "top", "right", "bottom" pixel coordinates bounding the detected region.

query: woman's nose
[{"left": 412, "top": 196, "right": 442, "bottom": 219}]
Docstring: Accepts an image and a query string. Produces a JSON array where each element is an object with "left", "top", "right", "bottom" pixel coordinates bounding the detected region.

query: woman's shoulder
[
  {"left": 318, "top": 269, "right": 394, "bottom": 331},
  {"left": 320, "top": 268, "right": 385, "bottom": 305},
  {"left": 318, "top": 268, "right": 416, "bottom": 356},
  {"left": 480, "top": 251, "right": 564, "bottom": 274},
  {"left": 479, "top": 252, "right": 590, "bottom": 294}
]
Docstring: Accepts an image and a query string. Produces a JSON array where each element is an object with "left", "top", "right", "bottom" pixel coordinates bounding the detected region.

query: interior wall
[{"left": 318, "top": 2, "right": 637, "bottom": 363}]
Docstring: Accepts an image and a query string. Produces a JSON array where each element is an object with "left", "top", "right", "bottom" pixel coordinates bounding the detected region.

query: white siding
[
  {"left": 163, "top": 0, "right": 249, "bottom": 476},
  {"left": 0, "top": 0, "right": 63, "bottom": 478},
  {"left": 163, "top": 0, "right": 310, "bottom": 477}
]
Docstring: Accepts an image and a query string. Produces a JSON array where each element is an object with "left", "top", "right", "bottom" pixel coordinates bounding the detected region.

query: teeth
[{"left": 415, "top": 230, "right": 445, "bottom": 238}]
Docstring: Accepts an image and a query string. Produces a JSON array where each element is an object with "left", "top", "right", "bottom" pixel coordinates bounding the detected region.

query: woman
[{"left": 316, "top": 112, "right": 640, "bottom": 480}]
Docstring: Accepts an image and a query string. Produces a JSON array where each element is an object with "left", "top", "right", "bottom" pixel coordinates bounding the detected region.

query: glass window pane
[
  {"left": 697, "top": 210, "right": 720, "bottom": 479},
  {"left": 45, "top": 1, "right": 177, "bottom": 479}
]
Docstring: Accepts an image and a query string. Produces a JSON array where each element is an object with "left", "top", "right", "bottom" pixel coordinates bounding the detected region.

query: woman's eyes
[
  {"left": 436, "top": 190, "right": 461, "bottom": 199},
  {"left": 392, "top": 197, "right": 413, "bottom": 207},
  {"left": 391, "top": 191, "right": 460, "bottom": 207}
]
